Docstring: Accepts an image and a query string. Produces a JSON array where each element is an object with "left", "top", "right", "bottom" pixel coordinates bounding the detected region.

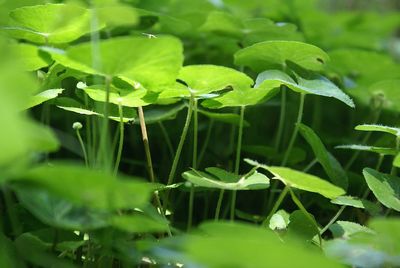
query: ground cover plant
[{"left": 1, "top": 0, "right": 400, "bottom": 267}]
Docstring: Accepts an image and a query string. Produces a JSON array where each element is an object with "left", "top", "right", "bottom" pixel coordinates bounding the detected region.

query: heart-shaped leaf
[
  {"left": 298, "top": 123, "right": 348, "bottom": 189},
  {"left": 245, "top": 159, "right": 345, "bottom": 199},
  {"left": 234, "top": 41, "right": 329, "bottom": 72},
  {"left": 5, "top": 4, "right": 96, "bottom": 44},
  {"left": 363, "top": 168, "right": 400, "bottom": 211},
  {"left": 182, "top": 168, "right": 269, "bottom": 190},
  {"left": 176, "top": 65, "right": 254, "bottom": 96},
  {"left": 256, "top": 70, "right": 354, "bottom": 107},
  {"left": 48, "top": 36, "right": 183, "bottom": 89}
]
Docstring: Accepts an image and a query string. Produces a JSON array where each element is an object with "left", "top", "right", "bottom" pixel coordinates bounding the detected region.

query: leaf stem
[
  {"left": 282, "top": 93, "right": 305, "bottom": 166},
  {"left": 215, "top": 190, "right": 225, "bottom": 220},
  {"left": 320, "top": 206, "right": 345, "bottom": 236},
  {"left": 289, "top": 188, "right": 322, "bottom": 247},
  {"left": 263, "top": 185, "right": 289, "bottom": 225},
  {"left": 158, "top": 122, "right": 174, "bottom": 160},
  {"left": 98, "top": 76, "right": 112, "bottom": 171},
  {"left": 198, "top": 119, "right": 214, "bottom": 166},
  {"left": 188, "top": 98, "right": 198, "bottom": 230},
  {"left": 230, "top": 106, "right": 245, "bottom": 221},
  {"left": 76, "top": 128, "right": 89, "bottom": 168},
  {"left": 164, "top": 97, "right": 194, "bottom": 212},
  {"left": 113, "top": 102, "right": 124, "bottom": 176},
  {"left": 275, "top": 88, "right": 286, "bottom": 152}
]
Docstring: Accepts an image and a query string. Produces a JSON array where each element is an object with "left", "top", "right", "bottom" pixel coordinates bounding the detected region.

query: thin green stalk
[
  {"left": 320, "top": 206, "right": 345, "bottom": 236},
  {"left": 303, "top": 158, "right": 318, "bottom": 173},
  {"left": 345, "top": 108, "right": 381, "bottom": 170},
  {"left": 263, "top": 186, "right": 289, "bottom": 226},
  {"left": 75, "top": 128, "right": 89, "bottom": 167},
  {"left": 164, "top": 98, "right": 194, "bottom": 212},
  {"left": 282, "top": 93, "right": 305, "bottom": 166},
  {"left": 267, "top": 94, "right": 305, "bottom": 211},
  {"left": 214, "top": 190, "right": 225, "bottom": 220},
  {"left": 98, "top": 76, "right": 112, "bottom": 171},
  {"left": 289, "top": 188, "right": 322, "bottom": 247},
  {"left": 391, "top": 137, "right": 400, "bottom": 175},
  {"left": 188, "top": 98, "right": 198, "bottom": 231},
  {"left": 113, "top": 102, "right": 124, "bottom": 176},
  {"left": 158, "top": 122, "right": 174, "bottom": 160},
  {"left": 198, "top": 119, "right": 214, "bottom": 166},
  {"left": 275, "top": 88, "right": 286, "bottom": 152},
  {"left": 84, "top": 94, "right": 93, "bottom": 166},
  {"left": 230, "top": 106, "right": 245, "bottom": 221}
]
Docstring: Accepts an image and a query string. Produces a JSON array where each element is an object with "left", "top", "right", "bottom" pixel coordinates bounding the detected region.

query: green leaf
[
  {"left": 331, "top": 196, "right": 381, "bottom": 215},
  {"left": 5, "top": 4, "right": 96, "bottom": 44},
  {"left": 12, "top": 162, "right": 157, "bottom": 211},
  {"left": 363, "top": 168, "right": 400, "bottom": 211},
  {"left": 182, "top": 169, "right": 269, "bottom": 190},
  {"left": 269, "top": 209, "right": 290, "bottom": 231},
  {"left": 200, "top": 11, "right": 243, "bottom": 39},
  {"left": 256, "top": 70, "right": 354, "bottom": 107},
  {"left": 329, "top": 221, "right": 374, "bottom": 239},
  {"left": 198, "top": 109, "right": 250, "bottom": 126},
  {"left": 56, "top": 97, "right": 137, "bottom": 123},
  {"left": 298, "top": 123, "right": 348, "bottom": 189},
  {"left": 183, "top": 221, "right": 343, "bottom": 268},
  {"left": 394, "top": 153, "right": 400, "bottom": 168},
  {"left": 82, "top": 84, "right": 156, "bottom": 107},
  {"left": 246, "top": 159, "right": 345, "bottom": 199},
  {"left": 15, "top": 187, "right": 109, "bottom": 230},
  {"left": 25, "top": 88, "right": 64, "bottom": 109},
  {"left": 287, "top": 210, "right": 319, "bottom": 241},
  {"left": 97, "top": 4, "right": 138, "bottom": 28},
  {"left": 111, "top": 213, "right": 169, "bottom": 233},
  {"left": 355, "top": 124, "right": 400, "bottom": 138},
  {"left": 234, "top": 41, "right": 329, "bottom": 72},
  {"left": 178, "top": 65, "right": 254, "bottom": 95},
  {"left": 134, "top": 103, "right": 186, "bottom": 124},
  {"left": 202, "top": 86, "right": 279, "bottom": 108},
  {"left": 12, "top": 43, "right": 52, "bottom": 71},
  {"left": 336, "top": 144, "right": 397, "bottom": 156},
  {"left": 49, "top": 36, "right": 183, "bottom": 89}
]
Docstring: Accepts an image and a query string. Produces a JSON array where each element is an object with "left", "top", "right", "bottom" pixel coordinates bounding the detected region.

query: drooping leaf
[
  {"left": 245, "top": 159, "right": 345, "bottom": 199},
  {"left": 5, "top": 4, "right": 96, "bottom": 44},
  {"left": 111, "top": 213, "right": 169, "bottom": 233},
  {"left": 298, "top": 123, "right": 348, "bottom": 189},
  {"left": 25, "top": 88, "right": 64, "bottom": 109},
  {"left": 134, "top": 103, "right": 186, "bottom": 124},
  {"left": 11, "top": 162, "right": 157, "bottom": 211},
  {"left": 256, "top": 70, "right": 354, "bottom": 107},
  {"left": 48, "top": 36, "right": 183, "bottom": 89},
  {"left": 234, "top": 40, "right": 329, "bottom": 72},
  {"left": 287, "top": 210, "right": 319, "bottom": 241},
  {"left": 15, "top": 187, "right": 109, "bottom": 230},
  {"left": 182, "top": 169, "right": 269, "bottom": 191},
  {"left": 355, "top": 124, "right": 400, "bottom": 138},
  {"left": 329, "top": 221, "right": 374, "bottom": 239},
  {"left": 55, "top": 97, "right": 137, "bottom": 123},
  {"left": 183, "top": 221, "right": 343, "bottom": 268},
  {"left": 331, "top": 196, "right": 381, "bottom": 215},
  {"left": 363, "top": 168, "right": 400, "bottom": 211},
  {"left": 336, "top": 144, "right": 396, "bottom": 156}
]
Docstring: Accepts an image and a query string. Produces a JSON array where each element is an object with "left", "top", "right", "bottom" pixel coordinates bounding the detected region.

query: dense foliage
[{"left": 1, "top": 0, "right": 400, "bottom": 267}]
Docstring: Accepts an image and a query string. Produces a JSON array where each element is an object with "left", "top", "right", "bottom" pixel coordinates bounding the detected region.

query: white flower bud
[{"left": 72, "top": 122, "right": 83, "bottom": 130}]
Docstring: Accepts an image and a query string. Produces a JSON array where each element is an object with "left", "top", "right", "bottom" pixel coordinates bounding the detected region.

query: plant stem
[
  {"left": 198, "top": 119, "right": 214, "bottom": 166},
  {"left": 230, "top": 106, "right": 245, "bottom": 221},
  {"left": 158, "top": 122, "right": 174, "bottom": 160},
  {"left": 188, "top": 98, "right": 198, "bottom": 231},
  {"left": 76, "top": 129, "right": 89, "bottom": 167},
  {"left": 98, "top": 76, "right": 112, "bottom": 171},
  {"left": 138, "top": 106, "right": 156, "bottom": 183},
  {"left": 274, "top": 88, "right": 286, "bottom": 152},
  {"left": 113, "top": 103, "right": 124, "bottom": 176},
  {"left": 263, "top": 185, "right": 289, "bottom": 226},
  {"left": 214, "top": 190, "right": 225, "bottom": 220},
  {"left": 391, "top": 137, "right": 400, "bottom": 175},
  {"left": 320, "top": 206, "right": 345, "bottom": 235},
  {"left": 164, "top": 98, "right": 194, "bottom": 211},
  {"left": 289, "top": 188, "right": 322, "bottom": 247},
  {"left": 281, "top": 93, "right": 305, "bottom": 166},
  {"left": 303, "top": 158, "right": 318, "bottom": 173}
]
